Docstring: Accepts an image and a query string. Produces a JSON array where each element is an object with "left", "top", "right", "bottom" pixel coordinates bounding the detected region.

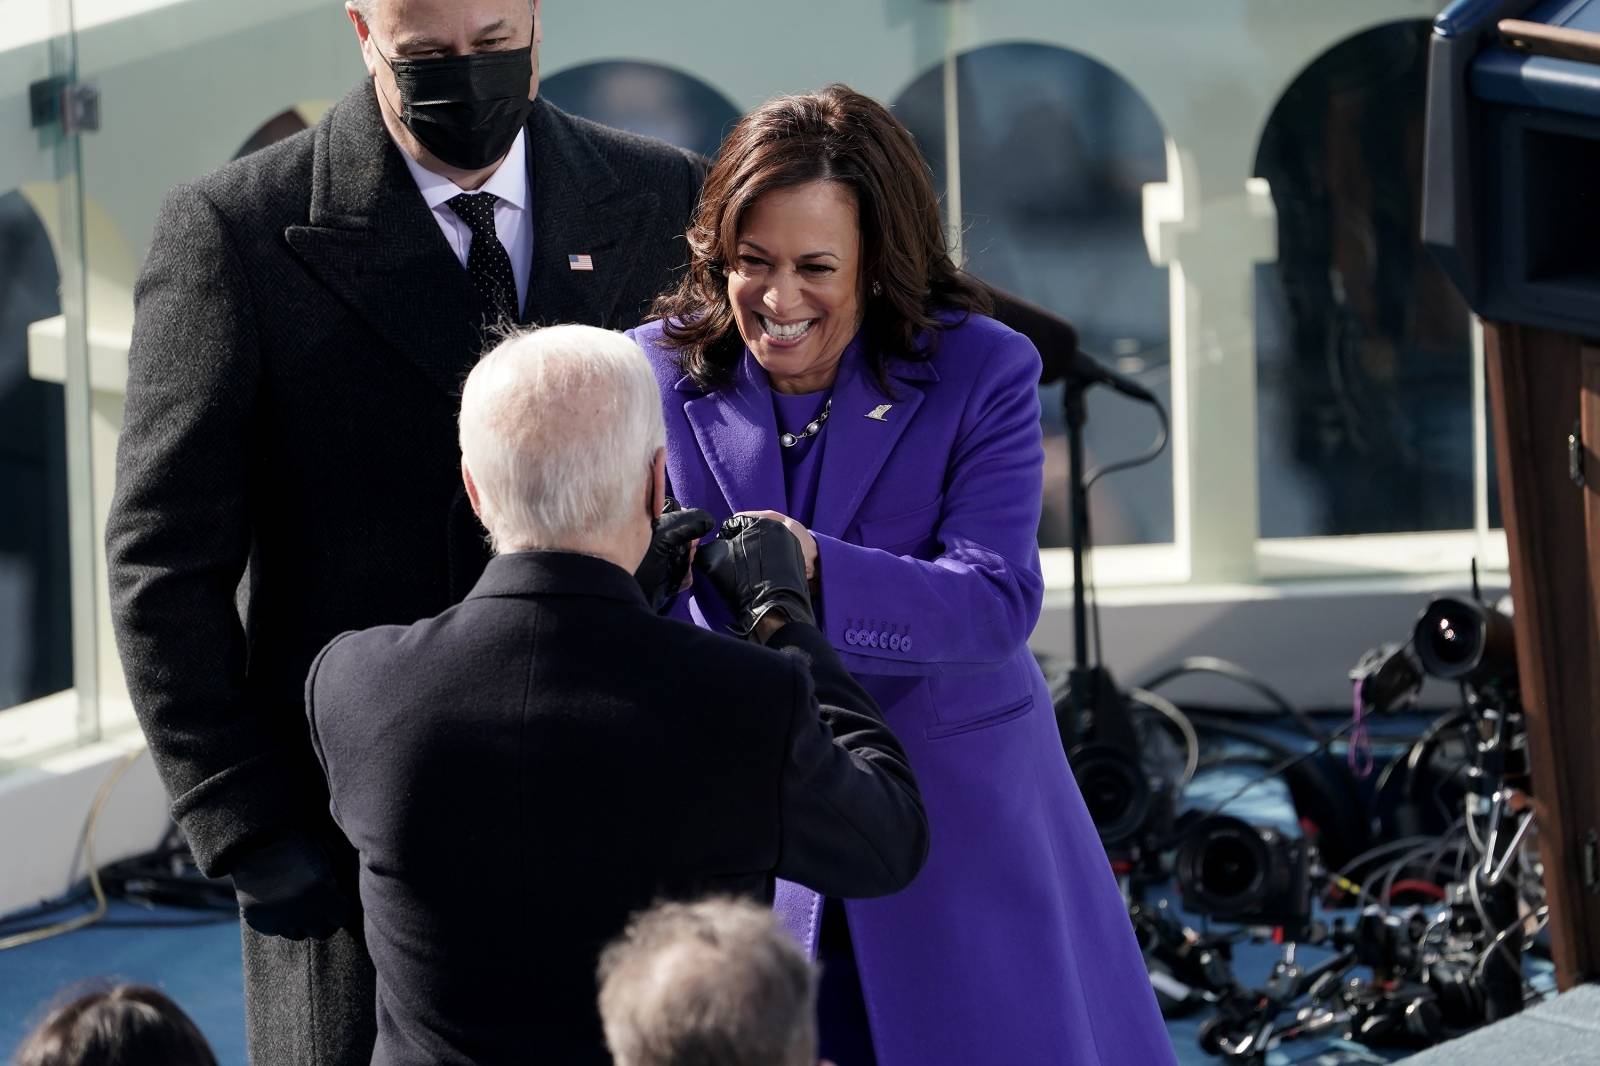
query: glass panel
[
  {"left": 1, "top": 0, "right": 93, "bottom": 736},
  {"left": 1255, "top": 19, "right": 1476, "bottom": 538},
  {"left": 542, "top": 61, "right": 740, "bottom": 160},
  {"left": 0, "top": 194, "right": 70, "bottom": 712},
  {"left": 895, "top": 44, "right": 1173, "bottom": 548}
]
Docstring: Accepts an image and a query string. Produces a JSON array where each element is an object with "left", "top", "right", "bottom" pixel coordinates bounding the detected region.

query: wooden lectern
[{"left": 1425, "top": 0, "right": 1600, "bottom": 987}]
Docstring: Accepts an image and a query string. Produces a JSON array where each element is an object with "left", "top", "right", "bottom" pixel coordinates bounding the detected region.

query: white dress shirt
[{"left": 397, "top": 129, "right": 533, "bottom": 316}]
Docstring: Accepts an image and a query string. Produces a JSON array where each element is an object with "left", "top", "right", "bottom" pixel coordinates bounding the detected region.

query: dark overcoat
[
  {"left": 105, "top": 80, "right": 705, "bottom": 1065},
  {"left": 305, "top": 551, "right": 928, "bottom": 1066}
]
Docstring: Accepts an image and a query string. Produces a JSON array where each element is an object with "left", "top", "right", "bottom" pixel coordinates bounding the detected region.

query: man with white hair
[
  {"left": 304, "top": 325, "right": 929, "bottom": 1066},
  {"left": 599, "top": 897, "right": 833, "bottom": 1066}
]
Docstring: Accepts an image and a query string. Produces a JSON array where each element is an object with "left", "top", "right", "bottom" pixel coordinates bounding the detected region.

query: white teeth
[{"left": 761, "top": 315, "right": 815, "bottom": 341}]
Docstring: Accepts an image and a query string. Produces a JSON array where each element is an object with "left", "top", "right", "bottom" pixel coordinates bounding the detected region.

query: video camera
[{"left": 1175, "top": 815, "right": 1315, "bottom": 941}]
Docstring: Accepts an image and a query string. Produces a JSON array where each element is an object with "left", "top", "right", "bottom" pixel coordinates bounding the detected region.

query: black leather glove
[
  {"left": 230, "top": 832, "right": 350, "bottom": 940},
  {"left": 634, "top": 498, "right": 715, "bottom": 612},
  {"left": 693, "top": 514, "right": 816, "bottom": 637}
]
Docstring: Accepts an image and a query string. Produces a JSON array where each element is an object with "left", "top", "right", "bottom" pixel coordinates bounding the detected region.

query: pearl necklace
[{"left": 779, "top": 399, "right": 832, "bottom": 448}]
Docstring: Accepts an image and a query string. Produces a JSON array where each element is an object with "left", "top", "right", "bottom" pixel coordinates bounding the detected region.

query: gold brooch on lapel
[{"left": 865, "top": 404, "right": 893, "bottom": 421}]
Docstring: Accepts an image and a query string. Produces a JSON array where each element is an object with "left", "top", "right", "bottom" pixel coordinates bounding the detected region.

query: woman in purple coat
[{"left": 628, "top": 84, "right": 1174, "bottom": 1066}]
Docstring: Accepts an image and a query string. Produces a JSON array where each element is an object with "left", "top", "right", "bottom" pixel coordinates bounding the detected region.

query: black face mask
[{"left": 379, "top": 45, "right": 533, "bottom": 171}]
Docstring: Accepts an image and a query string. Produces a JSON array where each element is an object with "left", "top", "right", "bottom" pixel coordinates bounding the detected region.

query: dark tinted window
[
  {"left": 1255, "top": 20, "right": 1477, "bottom": 537},
  {"left": 541, "top": 61, "right": 739, "bottom": 160},
  {"left": 896, "top": 44, "right": 1172, "bottom": 548},
  {"left": 0, "top": 193, "right": 71, "bottom": 709}
]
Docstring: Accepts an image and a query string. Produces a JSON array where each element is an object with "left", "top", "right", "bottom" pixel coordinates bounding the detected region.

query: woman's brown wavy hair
[{"left": 652, "top": 84, "right": 991, "bottom": 393}]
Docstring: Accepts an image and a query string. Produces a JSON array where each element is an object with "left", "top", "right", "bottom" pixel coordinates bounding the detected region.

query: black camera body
[
  {"left": 1176, "top": 815, "right": 1314, "bottom": 939},
  {"left": 1049, "top": 663, "right": 1180, "bottom": 858}
]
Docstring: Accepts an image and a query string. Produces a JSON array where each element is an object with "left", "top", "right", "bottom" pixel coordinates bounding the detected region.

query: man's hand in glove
[
  {"left": 693, "top": 514, "right": 816, "bottom": 641},
  {"left": 634, "top": 498, "right": 715, "bottom": 612},
  {"left": 231, "top": 832, "right": 351, "bottom": 940}
]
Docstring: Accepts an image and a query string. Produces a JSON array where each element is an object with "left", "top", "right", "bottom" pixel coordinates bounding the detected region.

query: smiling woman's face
[{"left": 727, "top": 180, "right": 863, "bottom": 395}]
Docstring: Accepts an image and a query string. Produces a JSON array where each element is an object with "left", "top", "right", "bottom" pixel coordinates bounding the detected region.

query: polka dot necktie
[{"left": 447, "top": 192, "right": 519, "bottom": 322}]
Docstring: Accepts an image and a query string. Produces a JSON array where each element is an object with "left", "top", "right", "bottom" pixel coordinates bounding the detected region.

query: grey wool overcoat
[{"left": 105, "top": 79, "right": 705, "bottom": 1066}]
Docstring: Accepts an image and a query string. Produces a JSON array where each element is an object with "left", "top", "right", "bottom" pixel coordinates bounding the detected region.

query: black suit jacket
[
  {"left": 304, "top": 551, "right": 928, "bottom": 1066},
  {"left": 106, "top": 81, "right": 706, "bottom": 875}
]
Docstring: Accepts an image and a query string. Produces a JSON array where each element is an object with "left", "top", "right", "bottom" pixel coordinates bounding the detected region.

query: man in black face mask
[{"left": 104, "top": 1, "right": 709, "bottom": 1063}]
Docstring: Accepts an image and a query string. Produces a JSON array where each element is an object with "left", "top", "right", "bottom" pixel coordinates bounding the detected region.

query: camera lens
[
  {"left": 1430, "top": 616, "right": 1475, "bottom": 669},
  {"left": 1176, "top": 816, "right": 1271, "bottom": 916},
  {"left": 1413, "top": 597, "right": 1517, "bottom": 682},
  {"left": 1068, "top": 743, "right": 1151, "bottom": 848},
  {"left": 1198, "top": 835, "right": 1259, "bottom": 900}
]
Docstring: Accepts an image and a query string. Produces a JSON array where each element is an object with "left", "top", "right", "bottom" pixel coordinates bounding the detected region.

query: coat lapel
[
  {"left": 523, "top": 99, "right": 658, "bottom": 329},
  {"left": 679, "top": 338, "right": 938, "bottom": 533},
  {"left": 283, "top": 81, "right": 487, "bottom": 396},
  {"left": 810, "top": 348, "right": 936, "bottom": 539},
  {"left": 680, "top": 355, "right": 786, "bottom": 517}
]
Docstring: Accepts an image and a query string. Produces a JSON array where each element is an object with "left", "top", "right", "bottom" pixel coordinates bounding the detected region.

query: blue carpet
[
  {"left": 0, "top": 901, "right": 245, "bottom": 1064},
  {"left": 0, "top": 713, "right": 1529, "bottom": 1064},
  {"left": 0, "top": 896, "right": 1404, "bottom": 1066}
]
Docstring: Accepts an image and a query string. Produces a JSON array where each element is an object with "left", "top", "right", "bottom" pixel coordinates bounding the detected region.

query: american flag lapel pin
[{"left": 568, "top": 254, "right": 595, "bottom": 271}]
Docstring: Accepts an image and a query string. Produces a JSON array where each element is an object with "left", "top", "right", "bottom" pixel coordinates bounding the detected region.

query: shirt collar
[{"left": 396, "top": 128, "right": 529, "bottom": 213}]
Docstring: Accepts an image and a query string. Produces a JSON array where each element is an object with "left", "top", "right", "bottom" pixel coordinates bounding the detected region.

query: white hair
[
  {"left": 348, "top": 0, "right": 535, "bottom": 22},
  {"left": 459, "top": 325, "right": 665, "bottom": 554},
  {"left": 597, "top": 898, "right": 818, "bottom": 1066}
]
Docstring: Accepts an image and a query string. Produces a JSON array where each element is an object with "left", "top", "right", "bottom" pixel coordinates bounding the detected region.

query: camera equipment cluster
[
  {"left": 1035, "top": 306, "right": 1546, "bottom": 1059},
  {"left": 1070, "top": 590, "right": 1549, "bottom": 1063}
]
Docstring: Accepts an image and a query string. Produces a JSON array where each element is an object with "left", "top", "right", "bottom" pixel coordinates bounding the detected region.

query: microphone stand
[{"left": 1061, "top": 374, "right": 1139, "bottom": 758}]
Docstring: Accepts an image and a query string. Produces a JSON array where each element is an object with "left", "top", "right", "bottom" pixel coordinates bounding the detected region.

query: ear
[
  {"left": 648, "top": 447, "right": 667, "bottom": 517},
  {"left": 347, "top": 2, "right": 379, "bottom": 77},
  {"left": 462, "top": 457, "right": 485, "bottom": 521}
]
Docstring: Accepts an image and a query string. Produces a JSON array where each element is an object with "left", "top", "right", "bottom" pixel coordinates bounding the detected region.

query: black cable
[
  {"left": 1181, "top": 712, "right": 1305, "bottom": 761},
  {"left": 1084, "top": 477, "right": 1104, "bottom": 668},
  {"left": 1366, "top": 707, "right": 1472, "bottom": 836},
  {"left": 1136, "top": 657, "right": 1326, "bottom": 743},
  {"left": 1195, "top": 753, "right": 1284, "bottom": 774},
  {"left": 0, "top": 887, "right": 95, "bottom": 932},
  {"left": 1066, "top": 369, "right": 1171, "bottom": 671},
  {"left": 1083, "top": 390, "right": 1170, "bottom": 491},
  {"left": 1180, "top": 699, "right": 1456, "bottom": 724},
  {"left": 1191, "top": 717, "right": 1363, "bottom": 825}
]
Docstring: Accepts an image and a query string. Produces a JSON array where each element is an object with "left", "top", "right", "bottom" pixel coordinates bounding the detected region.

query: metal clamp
[{"left": 28, "top": 76, "right": 100, "bottom": 134}]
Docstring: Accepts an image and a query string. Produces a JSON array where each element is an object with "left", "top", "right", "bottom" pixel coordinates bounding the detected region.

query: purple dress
[
  {"left": 772, "top": 389, "right": 879, "bottom": 1062},
  {"left": 772, "top": 388, "right": 831, "bottom": 527},
  {"left": 632, "top": 315, "right": 1175, "bottom": 1066}
]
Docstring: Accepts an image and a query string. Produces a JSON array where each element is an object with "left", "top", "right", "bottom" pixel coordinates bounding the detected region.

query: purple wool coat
[{"left": 630, "top": 312, "right": 1175, "bottom": 1066}]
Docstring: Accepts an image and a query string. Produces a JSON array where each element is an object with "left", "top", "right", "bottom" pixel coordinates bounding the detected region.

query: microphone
[{"left": 986, "top": 288, "right": 1157, "bottom": 403}]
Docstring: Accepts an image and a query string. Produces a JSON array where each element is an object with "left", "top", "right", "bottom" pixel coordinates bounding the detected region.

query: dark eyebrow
[
  {"left": 392, "top": 34, "right": 450, "bottom": 52},
  {"left": 737, "top": 239, "right": 840, "bottom": 261},
  {"left": 393, "top": 19, "right": 512, "bottom": 51}
]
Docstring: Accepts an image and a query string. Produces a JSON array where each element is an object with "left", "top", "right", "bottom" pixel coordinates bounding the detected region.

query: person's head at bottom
[
  {"left": 14, "top": 983, "right": 218, "bottom": 1066},
  {"left": 459, "top": 323, "right": 667, "bottom": 572},
  {"left": 598, "top": 898, "right": 835, "bottom": 1066}
]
